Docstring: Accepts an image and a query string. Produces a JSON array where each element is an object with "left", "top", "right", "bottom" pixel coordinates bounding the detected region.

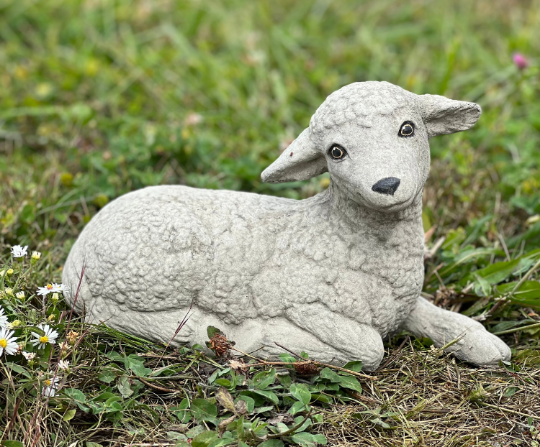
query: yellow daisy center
[
  {"left": 46, "top": 284, "right": 53, "bottom": 290},
  {"left": 45, "top": 379, "right": 51, "bottom": 386},
  {"left": 0, "top": 339, "right": 7, "bottom": 348},
  {"left": 40, "top": 335, "right": 49, "bottom": 343}
]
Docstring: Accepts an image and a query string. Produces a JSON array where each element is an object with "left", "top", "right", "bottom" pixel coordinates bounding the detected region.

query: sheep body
[{"left": 63, "top": 184, "right": 423, "bottom": 345}]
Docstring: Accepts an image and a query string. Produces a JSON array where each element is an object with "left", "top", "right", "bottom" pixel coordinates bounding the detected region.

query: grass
[{"left": 1, "top": 0, "right": 540, "bottom": 445}]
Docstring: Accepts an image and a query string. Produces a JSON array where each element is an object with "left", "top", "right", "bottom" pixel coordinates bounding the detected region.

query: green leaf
[
  {"left": 215, "top": 378, "right": 231, "bottom": 387},
  {"left": 238, "top": 391, "right": 266, "bottom": 406},
  {"left": 259, "top": 440, "right": 285, "bottom": 447},
  {"left": 207, "top": 326, "right": 224, "bottom": 339},
  {"left": 251, "top": 389, "right": 279, "bottom": 405},
  {"left": 98, "top": 368, "right": 117, "bottom": 383},
  {"left": 172, "top": 398, "right": 191, "bottom": 423},
  {"left": 117, "top": 375, "right": 134, "bottom": 398},
  {"left": 290, "top": 432, "right": 318, "bottom": 447},
  {"left": 191, "top": 399, "right": 218, "bottom": 424},
  {"left": 337, "top": 376, "right": 363, "bottom": 393},
  {"left": 342, "top": 361, "right": 363, "bottom": 372},
  {"left": 370, "top": 417, "right": 391, "bottom": 429},
  {"left": 293, "top": 415, "right": 313, "bottom": 432},
  {"left": 63, "top": 409, "right": 77, "bottom": 421},
  {"left": 192, "top": 431, "right": 219, "bottom": 447},
  {"left": 106, "top": 351, "right": 124, "bottom": 361},
  {"left": 208, "top": 438, "right": 238, "bottom": 447},
  {"left": 236, "top": 395, "right": 255, "bottom": 414},
  {"left": 277, "top": 374, "right": 292, "bottom": 388},
  {"left": 6, "top": 362, "right": 31, "bottom": 378},
  {"left": 313, "top": 434, "right": 328, "bottom": 444},
  {"left": 473, "top": 259, "right": 520, "bottom": 285},
  {"left": 288, "top": 401, "right": 306, "bottom": 415},
  {"left": 64, "top": 388, "right": 86, "bottom": 403},
  {"left": 253, "top": 368, "right": 276, "bottom": 390},
  {"left": 504, "top": 386, "right": 519, "bottom": 397},
  {"left": 497, "top": 281, "right": 540, "bottom": 307},
  {"left": 186, "top": 425, "right": 206, "bottom": 438},
  {"left": 311, "top": 393, "right": 333, "bottom": 404},
  {"left": 278, "top": 353, "right": 297, "bottom": 363},
  {"left": 473, "top": 273, "right": 491, "bottom": 296},
  {"left": 319, "top": 367, "right": 341, "bottom": 383},
  {"left": 290, "top": 383, "right": 311, "bottom": 405},
  {"left": 125, "top": 355, "right": 152, "bottom": 377},
  {"left": 3, "top": 442, "right": 24, "bottom": 447},
  {"left": 167, "top": 431, "right": 188, "bottom": 441},
  {"left": 94, "top": 392, "right": 117, "bottom": 402},
  {"left": 437, "top": 248, "right": 496, "bottom": 278}
]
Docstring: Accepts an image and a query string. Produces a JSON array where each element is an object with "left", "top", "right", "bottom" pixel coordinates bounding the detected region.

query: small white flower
[
  {"left": 58, "top": 360, "right": 70, "bottom": 371},
  {"left": 42, "top": 375, "right": 60, "bottom": 397},
  {"left": 22, "top": 351, "right": 36, "bottom": 361},
  {"left": 0, "top": 328, "right": 19, "bottom": 356},
  {"left": 0, "top": 307, "right": 8, "bottom": 328},
  {"left": 52, "top": 283, "right": 66, "bottom": 293},
  {"left": 16, "top": 291, "right": 25, "bottom": 300},
  {"left": 31, "top": 324, "right": 59, "bottom": 349},
  {"left": 11, "top": 245, "right": 28, "bottom": 258},
  {"left": 37, "top": 284, "right": 55, "bottom": 296},
  {"left": 31, "top": 251, "right": 41, "bottom": 260}
]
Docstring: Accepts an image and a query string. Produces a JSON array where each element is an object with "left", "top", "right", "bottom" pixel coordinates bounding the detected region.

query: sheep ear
[
  {"left": 261, "top": 129, "right": 327, "bottom": 183},
  {"left": 417, "top": 94, "right": 482, "bottom": 138}
]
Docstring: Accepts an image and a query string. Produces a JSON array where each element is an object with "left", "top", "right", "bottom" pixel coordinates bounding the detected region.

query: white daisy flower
[
  {"left": 42, "top": 376, "right": 60, "bottom": 397},
  {"left": 52, "top": 283, "right": 66, "bottom": 293},
  {"left": 22, "top": 351, "right": 36, "bottom": 361},
  {"left": 31, "top": 324, "right": 59, "bottom": 349},
  {"left": 37, "top": 284, "right": 55, "bottom": 296},
  {"left": 16, "top": 291, "right": 25, "bottom": 300},
  {"left": 31, "top": 251, "right": 41, "bottom": 260},
  {"left": 58, "top": 360, "right": 70, "bottom": 371},
  {"left": 11, "top": 245, "right": 28, "bottom": 258},
  {"left": 0, "top": 328, "right": 19, "bottom": 356},
  {"left": 0, "top": 307, "right": 8, "bottom": 328}
]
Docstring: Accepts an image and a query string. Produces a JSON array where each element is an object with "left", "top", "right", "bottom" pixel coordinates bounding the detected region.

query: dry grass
[{"left": 319, "top": 339, "right": 540, "bottom": 446}]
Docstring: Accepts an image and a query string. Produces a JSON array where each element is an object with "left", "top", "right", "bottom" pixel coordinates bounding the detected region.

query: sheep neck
[{"left": 321, "top": 181, "right": 424, "bottom": 233}]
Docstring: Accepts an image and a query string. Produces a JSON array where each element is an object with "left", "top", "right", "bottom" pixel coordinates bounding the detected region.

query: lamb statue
[{"left": 63, "top": 81, "right": 511, "bottom": 370}]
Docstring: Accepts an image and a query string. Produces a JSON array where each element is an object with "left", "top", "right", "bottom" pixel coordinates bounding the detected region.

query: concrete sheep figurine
[{"left": 63, "top": 81, "right": 511, "bottom": 370}]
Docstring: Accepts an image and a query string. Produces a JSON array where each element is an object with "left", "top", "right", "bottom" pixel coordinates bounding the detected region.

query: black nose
[{"left": 372, "top": 177, "right": 401, "bottom": 196}]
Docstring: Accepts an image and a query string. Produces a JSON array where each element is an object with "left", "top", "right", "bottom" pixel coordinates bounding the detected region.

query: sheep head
[{"left": 261, "top": 81, "right": 481, "bottom": 213}]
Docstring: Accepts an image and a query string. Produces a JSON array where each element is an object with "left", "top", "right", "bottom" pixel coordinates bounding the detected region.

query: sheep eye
[
  {"left": 329, "top": 145, "right": 346, "bottom": 160},
  {"left": 399, "top": 121, "right": 415, "bottom": 137}
]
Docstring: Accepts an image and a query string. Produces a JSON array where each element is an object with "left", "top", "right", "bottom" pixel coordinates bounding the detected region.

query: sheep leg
[
  {"left": 281, "top": 304, "right": 385, "bottom": 371},
  {"left": 401, "top": 296, "right": 511, "bottom": 366}
]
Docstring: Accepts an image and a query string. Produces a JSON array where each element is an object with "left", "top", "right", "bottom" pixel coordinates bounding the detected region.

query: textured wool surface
[{"left": 63, "top": 81, "right": 510, "bottom": 370}]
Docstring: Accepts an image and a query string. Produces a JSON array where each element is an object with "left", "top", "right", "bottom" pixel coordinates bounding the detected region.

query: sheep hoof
[{"left": 447, "top": 327, "right": 511, "bottom": 366}]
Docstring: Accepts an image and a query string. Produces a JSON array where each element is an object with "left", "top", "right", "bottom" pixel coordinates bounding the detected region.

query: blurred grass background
[
  {"left": 2, "top": 1, "right": 540, "bottom": 445},
  {"left": 1, "top": 0, "right": 539, "bottom": 256}
]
